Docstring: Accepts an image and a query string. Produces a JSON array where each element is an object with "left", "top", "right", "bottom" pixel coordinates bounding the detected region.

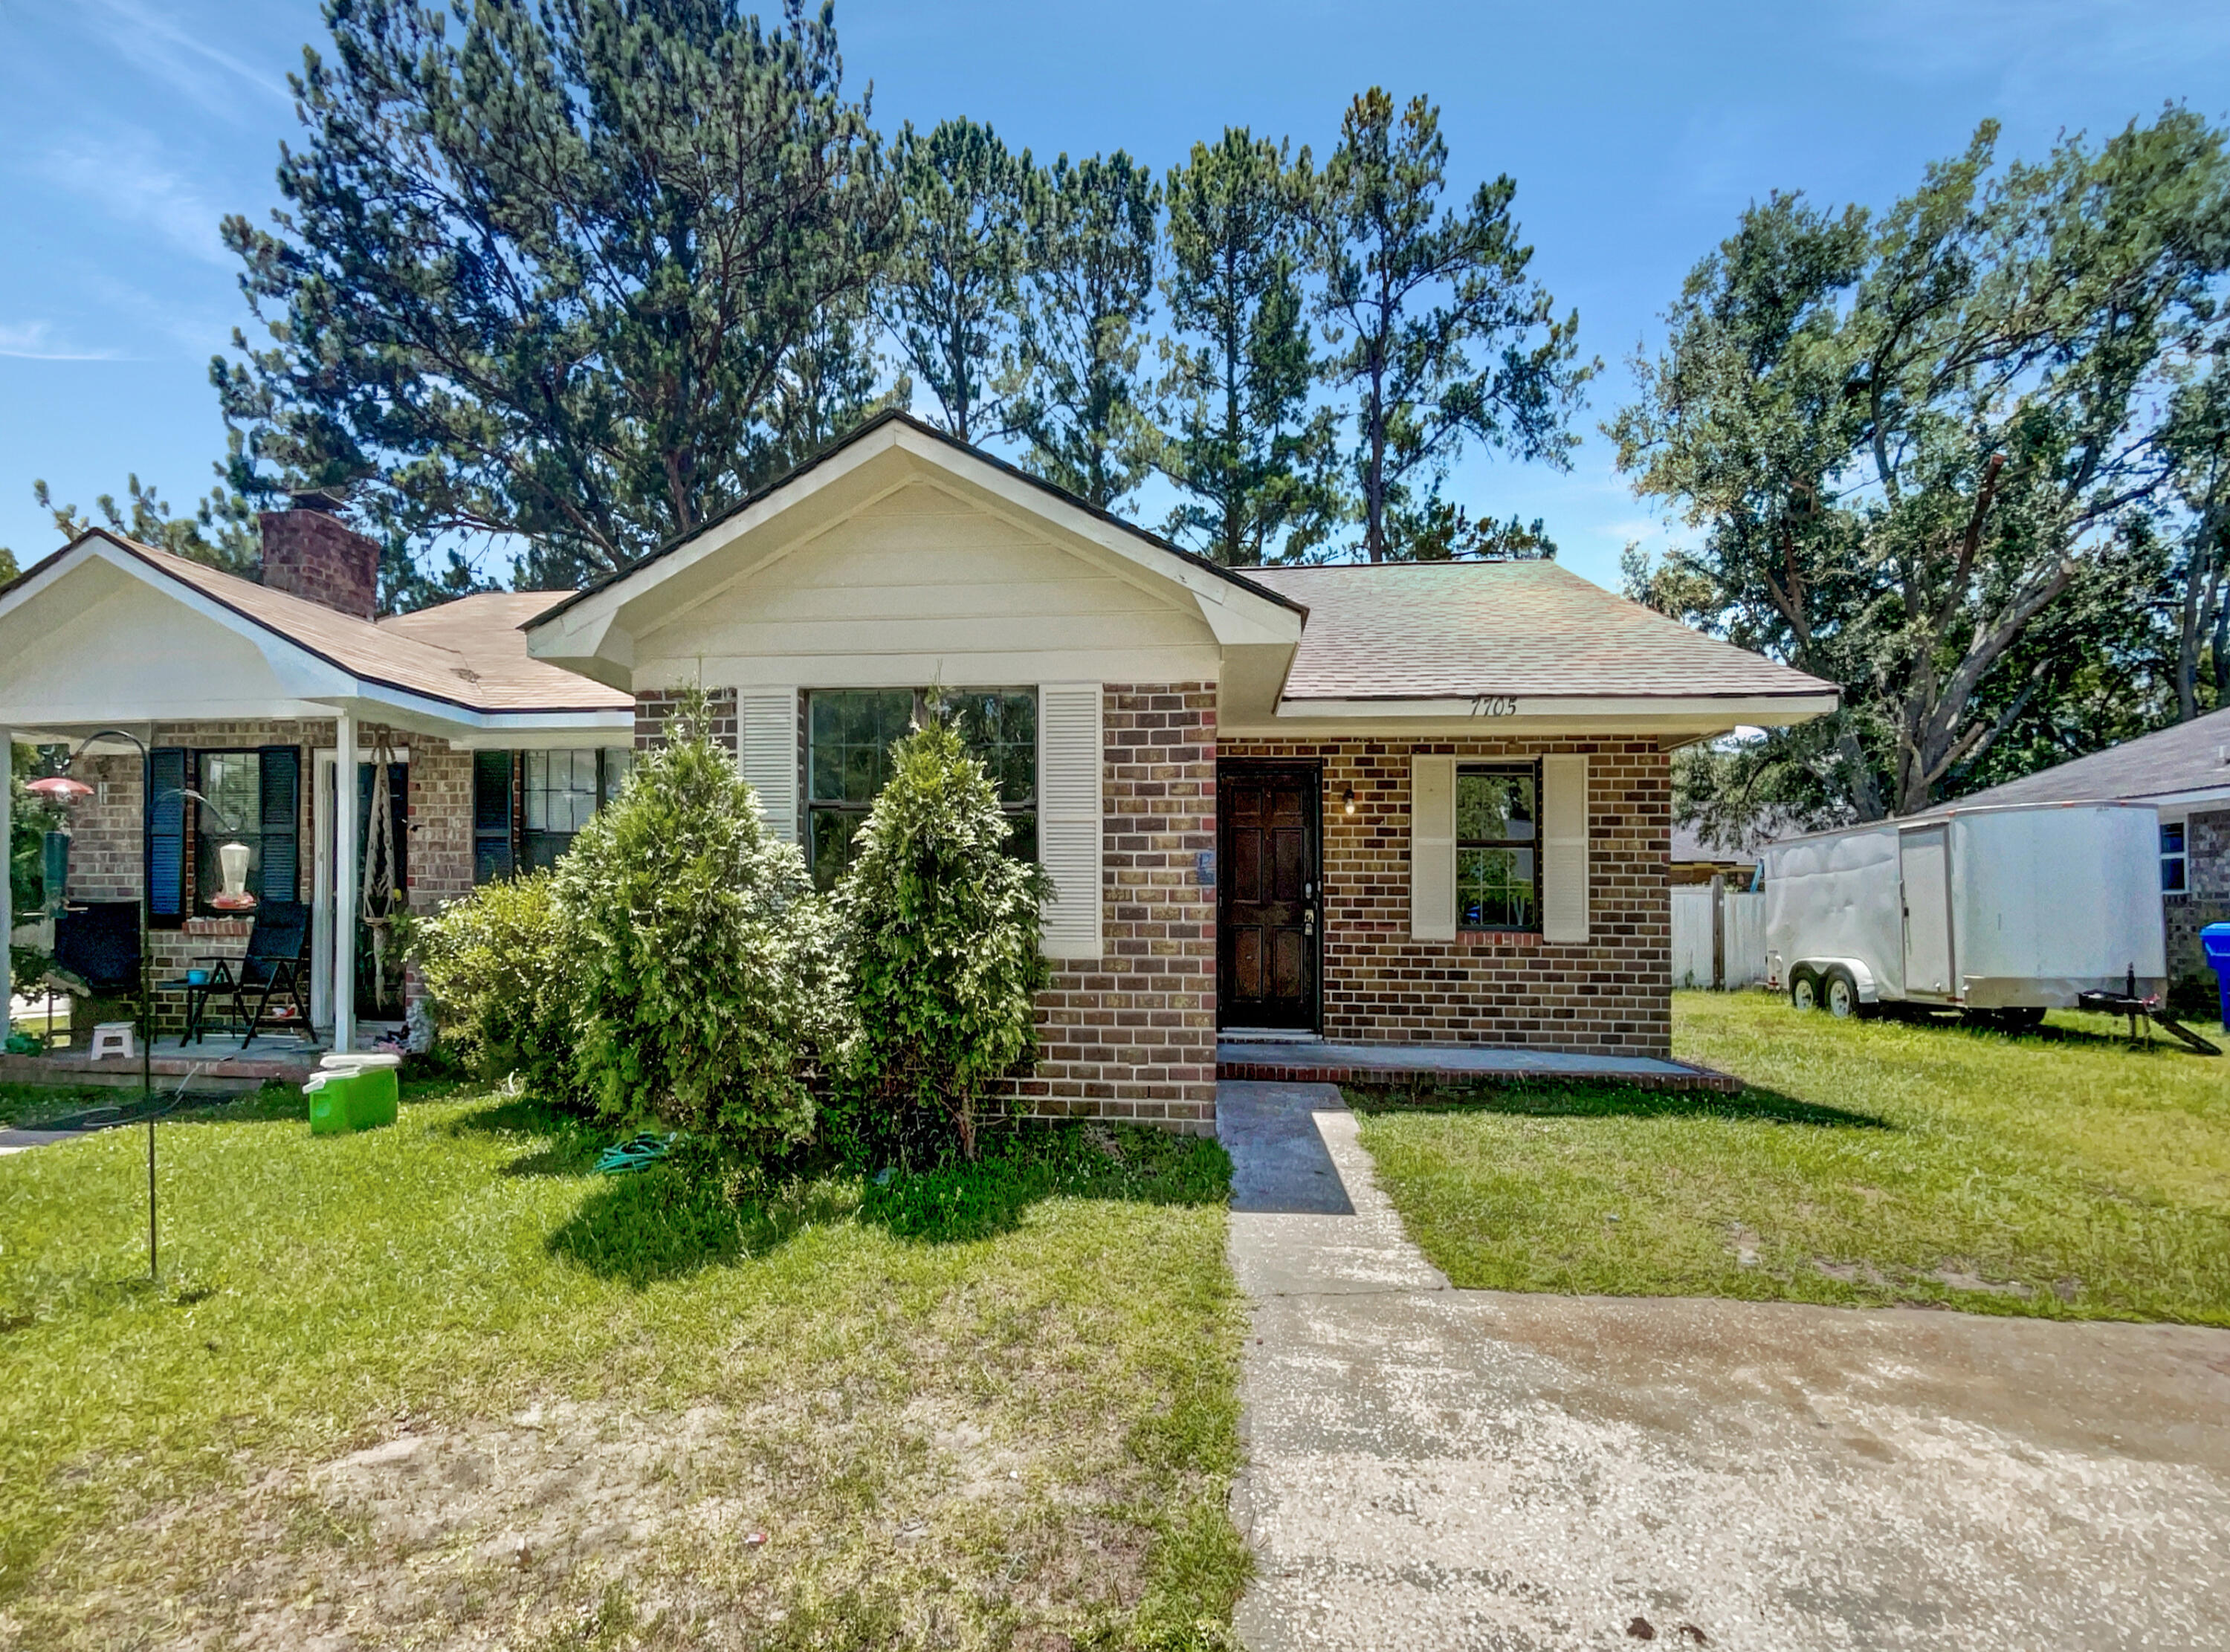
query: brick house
[
  {"left": 1, "top": 414, "right": 1834, "bottom": 1115},
  {"left": 524, "top": 414, "right": 1835, "bottom": 1129},
  {"left": 1935, "top": 708, "right": 2230, "bottom": 996}
]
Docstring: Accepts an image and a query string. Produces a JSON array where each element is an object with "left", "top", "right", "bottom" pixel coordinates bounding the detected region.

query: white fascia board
[{"left": 1264, "top": 692, "right": 1840, "bottom": 728}]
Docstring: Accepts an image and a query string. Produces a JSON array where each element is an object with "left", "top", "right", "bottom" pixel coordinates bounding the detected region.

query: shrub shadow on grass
[
  {"left": 442, "top": 1095, "right": 604, "bottom": 1177},
  {"left": 855, "top": 1121, "right": 1232, "bottom": 1245},
  {"left": 1345, "top": 1078, "right": 1891, "bottom": 1130},
  {"left": 548, "top": 1121, "right": 1234, "bottom": 1286}
]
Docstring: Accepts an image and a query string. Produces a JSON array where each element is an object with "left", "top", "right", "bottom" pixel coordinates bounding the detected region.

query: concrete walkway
[{"left": 1220, "top": 1079, "right": 2230, "bottom": 1651}]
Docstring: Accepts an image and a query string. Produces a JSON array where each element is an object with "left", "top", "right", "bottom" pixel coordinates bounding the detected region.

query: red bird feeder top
[{"left": 27, "top": 776, "right": 95, "bottom": 803}]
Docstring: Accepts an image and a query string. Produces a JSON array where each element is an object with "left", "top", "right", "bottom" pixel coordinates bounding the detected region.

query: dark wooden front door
[{"left": 1219, "top": 763, "right": 1321, "bottom": 1030}]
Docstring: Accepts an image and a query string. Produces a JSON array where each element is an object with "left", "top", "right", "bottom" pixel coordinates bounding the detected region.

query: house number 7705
[{"left": 1470, "top": 696, "right": 1518, "bottom": 717}]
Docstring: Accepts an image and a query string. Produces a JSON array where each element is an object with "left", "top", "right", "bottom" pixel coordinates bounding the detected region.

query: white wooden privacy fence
[{"left": 1672, "top": 882, "right": 1767, "bottom": 990}]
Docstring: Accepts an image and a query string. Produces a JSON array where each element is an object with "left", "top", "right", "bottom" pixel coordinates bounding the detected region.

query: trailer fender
[{"left": 1794, "top": 958, "right": 1879, "bottom": 1002}]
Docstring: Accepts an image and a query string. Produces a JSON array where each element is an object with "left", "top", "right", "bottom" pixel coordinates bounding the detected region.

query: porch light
[{"left": 1343, "top": 788, "right": 1357, "bottom": 816}]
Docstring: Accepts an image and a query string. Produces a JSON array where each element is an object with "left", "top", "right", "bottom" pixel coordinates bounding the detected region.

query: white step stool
[{"left": 88, "top": 1022, "right": 137, "bottom": 1061}]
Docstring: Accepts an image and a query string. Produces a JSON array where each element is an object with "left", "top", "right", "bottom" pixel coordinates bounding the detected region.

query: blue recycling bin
[{"left": 2202, "top": 923, "right": 2230, "bottom": 1030}]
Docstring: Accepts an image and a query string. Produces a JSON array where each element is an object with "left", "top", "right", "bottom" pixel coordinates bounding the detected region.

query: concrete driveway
[{"left": 1220, "top": 1080, "right": 2230, "bottom": 1651}]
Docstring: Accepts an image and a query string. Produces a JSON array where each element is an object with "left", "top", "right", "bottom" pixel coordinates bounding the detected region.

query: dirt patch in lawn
[{"left": 46, "top": 1393, "right": 1169, "bottom": 1651}]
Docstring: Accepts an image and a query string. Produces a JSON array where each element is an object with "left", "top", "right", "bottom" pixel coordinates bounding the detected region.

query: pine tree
[
  {"left": 881, "top": 117, "right": 1032, "bottom": 444},
  {"left": 214, "top": 0, "right": 896, "bottom": 589},
  {"left": 1307, "top": 90, "right": 1593, "bottom": 561},
  {"left": 1013, "top": 152, "right": 1161, "bottom": 510},
  {"left": 1158, "top": 129, "right": 1338, "bottom": 565}
]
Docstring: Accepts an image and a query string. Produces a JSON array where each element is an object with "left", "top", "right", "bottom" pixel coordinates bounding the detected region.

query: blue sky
[{"left": 2, "top": 0, "right": 2226, "bottom": 592}]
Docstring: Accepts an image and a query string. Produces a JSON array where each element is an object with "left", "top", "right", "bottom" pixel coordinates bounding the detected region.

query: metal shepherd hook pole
[{"left": 64, "top": 729, "right": 158, "bottom": 1280}]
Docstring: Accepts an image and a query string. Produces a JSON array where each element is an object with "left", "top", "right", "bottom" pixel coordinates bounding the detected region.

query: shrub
[
  {"left": 403, "top": 872, "right": 580, "bottom": 1102},
  {"left": 836, "top": 715, "right": 1050, "bottom": 1161},
  {"left": 555, "top": 696, "right": 838, "bottom": 1158}
]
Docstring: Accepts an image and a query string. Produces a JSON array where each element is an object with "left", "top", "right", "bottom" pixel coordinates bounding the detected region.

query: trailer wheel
[
  {"left": 1789, "top": 968, "right": 1821, "bottom": 1011},
  {"left": 1823, "top": 968, "right": 1863, "bottom": 1019}
]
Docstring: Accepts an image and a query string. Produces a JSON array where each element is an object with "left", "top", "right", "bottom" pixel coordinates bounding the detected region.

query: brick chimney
[{"left": 258, "top": 493, "right": 379, "bottom": 620}]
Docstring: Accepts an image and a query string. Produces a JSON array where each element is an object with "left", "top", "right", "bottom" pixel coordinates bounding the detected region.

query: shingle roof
[
  {"left": 1238, "top": 560, "right": 1835, "bottom": 702},
  {"left": 1939, "top": 706, "right": 2230, "bottom": 809},
  {"left": 80, "top": 534, "right": 631, "bottom": 716}
]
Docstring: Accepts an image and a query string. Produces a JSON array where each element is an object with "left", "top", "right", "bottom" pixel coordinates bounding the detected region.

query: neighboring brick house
[
  {"left": 1936, "top": 709, "right": 2230, "bottom": 997},
  {"left": 2, "top": 413, "right": 1835, "bottom": 1113},
  {"left": 529, "top": 413, "right": 1836, "bottom": 1130},
  {"left": 0, "top": 508, "right": 634, "bottom": 1051}
]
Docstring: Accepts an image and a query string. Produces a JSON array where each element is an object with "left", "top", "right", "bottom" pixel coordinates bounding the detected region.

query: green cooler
[{"left": 307, "top": 1052, "right": 401, "bottom": 1134}]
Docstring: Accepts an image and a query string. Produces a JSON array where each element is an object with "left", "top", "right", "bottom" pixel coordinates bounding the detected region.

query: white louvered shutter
[
  {"left": 739, "top": 689, "right": 799, "bottom": 843},
  {"left": 1410, "top": 754, "right": 1456, "bottom": 942},
  {"left": 1541, "top": 754, "right": 1591, "bottom": 943},
  {"left": 1038, "top": 683, "right": 1103, "bottom": 959}
]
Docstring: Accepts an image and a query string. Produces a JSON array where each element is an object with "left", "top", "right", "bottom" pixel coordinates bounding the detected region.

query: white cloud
[
  {"left": 0, "top": 321, "right": 126, "bottom": 361},
  {"left": 40, "top": 131, "right": 234, "bottom": 268},
  {"left": 77, "top": 0, "right": 291, "bottom": 118}
]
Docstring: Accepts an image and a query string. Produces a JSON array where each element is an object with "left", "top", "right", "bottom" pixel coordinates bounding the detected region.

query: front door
[
  {"left": 1218, "top": 762, "right": 1321, "bottom": 1031},
  {"left": 1899, "top": 823, "right": 1954, "bottom": 1000}
]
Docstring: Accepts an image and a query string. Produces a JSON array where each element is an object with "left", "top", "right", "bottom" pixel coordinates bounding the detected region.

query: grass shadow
[
  {"left": 442, "top": 1095, "right": 604, "bottom": 1176},
  {"left": 854, "top": 1121, "right": 1232, "bottom": 1243},
  {"left": 1345, "top": 1077, "right": 1893, "bottom": 1130},
  {"left": 547, "top": 1121, "right": 1232, "bottom": 1286}
]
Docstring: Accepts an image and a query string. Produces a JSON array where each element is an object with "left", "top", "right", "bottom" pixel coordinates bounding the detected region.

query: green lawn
[
  {"left": 1354, "top": 991, "right": 2230, "bottom": 1324},
  {"left": 0, "top": 1085, "right": 1246, "bottom": 1650}
]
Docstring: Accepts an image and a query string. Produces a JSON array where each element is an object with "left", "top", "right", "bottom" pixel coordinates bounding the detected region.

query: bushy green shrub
[
  {"left": 836, "top": 716, "right": 1050, "bottom": 1161},
  {"left": 403, "top": 872, "right": 581, "bottom": 1102},
  {"left": 555, "top": 697, "right": 839, "bottom": 1158}
]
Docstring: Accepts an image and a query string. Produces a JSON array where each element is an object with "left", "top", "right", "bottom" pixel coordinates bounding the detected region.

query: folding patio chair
[{"left": 199, "top": 900, "right": 313, "bottom": 1052}]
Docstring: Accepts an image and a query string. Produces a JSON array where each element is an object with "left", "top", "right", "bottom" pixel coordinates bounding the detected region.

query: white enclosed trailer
[{"left": 1762, "top": 802, "right": 2164, "bottom": 1021}]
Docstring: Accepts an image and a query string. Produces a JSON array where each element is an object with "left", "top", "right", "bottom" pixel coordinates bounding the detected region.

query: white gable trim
[{"left": 0, "top": 534, "right": 630, "bottom": 741}]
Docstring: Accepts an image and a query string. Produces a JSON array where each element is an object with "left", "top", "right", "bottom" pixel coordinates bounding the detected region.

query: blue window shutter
[
  {"left": 259, "top": 746, "right": 301, "bottom": 903},
  {"left": 147, "top": 748, "right": 188, "bottom": 924}
]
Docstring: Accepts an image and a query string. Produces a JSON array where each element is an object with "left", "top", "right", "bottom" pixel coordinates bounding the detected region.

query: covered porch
[{"left": 1, "top": 526, "right": 634, "bottom": 1085}]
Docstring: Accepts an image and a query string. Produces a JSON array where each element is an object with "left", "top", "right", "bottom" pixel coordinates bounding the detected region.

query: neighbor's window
[
  {"left": 807, "top": 687, "right": 1038, "bottom": 888},
  {"left": 193, "top": 748, "right": 300, "bottom": 914},
  {"left": 1456, "top": 764, "right": 1539, "bottom": 930},
  {"left": 2162, "top": 820, "right": 2188, "bottom": 893},
  {"left": 474, "top": 748, "right": 636, "bottom": 881}
]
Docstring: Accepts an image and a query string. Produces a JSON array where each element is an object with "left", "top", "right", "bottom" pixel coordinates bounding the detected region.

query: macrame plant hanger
[{"left": 360, "top": 733, "right": 399, "bottom": 1017}]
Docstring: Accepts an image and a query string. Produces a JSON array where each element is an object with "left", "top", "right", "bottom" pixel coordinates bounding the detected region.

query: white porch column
[
  {"left": 1, "top": 726, "right": 12, "bottom": 1028},
  {"left": 332, "top": 709, "right": 357, "bottom": 1055}
]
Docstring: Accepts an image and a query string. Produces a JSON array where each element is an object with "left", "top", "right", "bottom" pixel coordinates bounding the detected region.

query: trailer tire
[
  {"left": 1789, "top": 968, "right": 1821, "bottom": 1011},
  {"left": 1823, "top": 967, "right": 1864, "bottom": 1020}
]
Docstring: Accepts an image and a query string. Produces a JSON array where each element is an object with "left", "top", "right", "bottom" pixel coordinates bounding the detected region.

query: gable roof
[
  {"left": 529, "top": 407, "right": 1305, "bottom": 629},
  {"left": 1239, "top": 560, "right": 1834, "bottom": 704},
  {"left": 1941, "top": 705, "right": 2230, "bottom": 810},
  {"left": 0, "top": 530, "right": 631, "bottom": 719}
]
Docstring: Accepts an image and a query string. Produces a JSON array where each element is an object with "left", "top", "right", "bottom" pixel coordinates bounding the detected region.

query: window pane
[
  {"left": 2164, "top": 857, "right": 2188, "bottom": 893},
  {"left": 1458, "top": 846, "right": 1536, "bottom": 930},
  {"left": 197, "top": 752, "right": 265, "bottom": 912},
  {"left": 1458, "top": 770, "right": 1535, "bottom": 845},
  {"left": 601, "top": 747, "right": 634, "bottom": 805},
  {"left": 810, "top": 807, "right": 866, "bottom": 890},
  {"left": 2162, "top": 822, "right": 2185, "bottom": 854},
  {"left": 953, "top": 687, "right": 1037, "bottom": 805},
  {"left": 201, "top": 752, "right": 262, "bottom": 835}
]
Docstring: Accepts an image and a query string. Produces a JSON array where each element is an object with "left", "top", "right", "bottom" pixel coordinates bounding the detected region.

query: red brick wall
[
  {"left": 1020, "top": 684, "right": 1220, "bottom": 1134},
  {"left": 259, "top": 509, "right": 379, "bottom": 620},
  {"left": 1217, "top": 735, "right": 1673, "bottom": 1059}
]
